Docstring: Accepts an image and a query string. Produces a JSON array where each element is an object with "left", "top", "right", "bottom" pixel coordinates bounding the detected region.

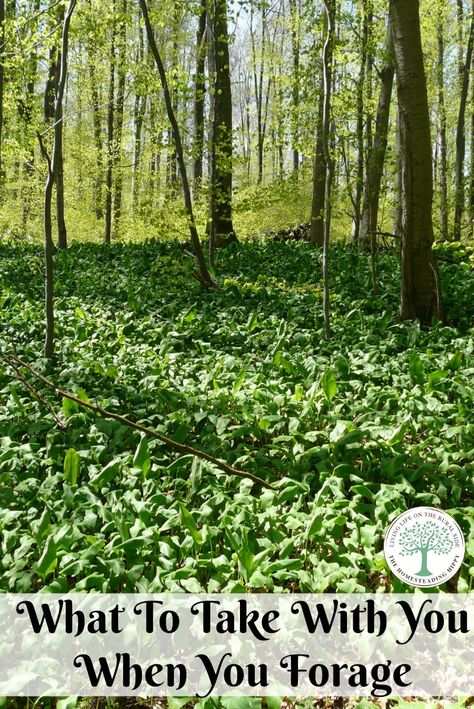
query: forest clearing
[{"left": 0, "top": 0, "right": 473, "bottom": 707}]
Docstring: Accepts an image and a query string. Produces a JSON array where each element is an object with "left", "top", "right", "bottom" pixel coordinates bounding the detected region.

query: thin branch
[
  {"left": 5, "top": 359, "right": 66, "bottom": 429},
  {"left": 38, "top": 89, "right": 132, "bottom": 138},
  {"left": 0, "top": 0, "right": 63, "bottom": 52},
  {"left": 5, "top": 22, "right": 62, "bottom": 57},
  {"left": 36, "top": 131, "right": 52, "bottom": 174},
  {"left": 2, "top": 353, "right": 274, "bottom": 490}
]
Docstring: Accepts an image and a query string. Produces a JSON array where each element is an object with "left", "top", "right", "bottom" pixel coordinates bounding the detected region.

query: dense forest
[{"left": 0, "top": 0, "right": 473, "bottom": 706}]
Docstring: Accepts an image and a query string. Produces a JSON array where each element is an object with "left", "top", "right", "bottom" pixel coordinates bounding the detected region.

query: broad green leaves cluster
[{"left": 0, "top": 239, "right": 473, "bottom": 596}]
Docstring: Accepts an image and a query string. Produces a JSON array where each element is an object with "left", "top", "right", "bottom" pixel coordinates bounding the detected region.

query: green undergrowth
[
  {"left": 3, "top": 695, "right": 473, "bottom": 708},
  {"left": 0, "top": 239, "right": 473, "bottom": 595}
]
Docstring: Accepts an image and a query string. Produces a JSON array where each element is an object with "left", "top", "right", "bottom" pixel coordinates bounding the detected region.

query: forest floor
[{"left": 0, "top": 238, "right": 473, "bottom": 708}]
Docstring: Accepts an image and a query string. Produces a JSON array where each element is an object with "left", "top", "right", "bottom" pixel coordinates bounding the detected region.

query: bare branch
[{"left": 1, "top": 353, "right": 274, "bottom": 490}]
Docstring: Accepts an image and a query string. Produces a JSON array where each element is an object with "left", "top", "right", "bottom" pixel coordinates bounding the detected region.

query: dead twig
[
  {"left": 1, "top": 353, "right": 274, "bottom": 490},
  {"left": 5, "top": 357, "right": 66, "bottom": 429}
]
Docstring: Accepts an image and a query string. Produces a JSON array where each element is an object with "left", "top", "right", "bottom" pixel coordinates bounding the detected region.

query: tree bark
[
  {"left": 104, "top": 2, "right": 117, "bottom": 245},
  {"left": 39, "top": 0, "right": 77, "bottom": 359},
  {"left": 88, "top": 53, "right": 104, "bottom": 220},
  {"left": 437, "top": 18, "right": 448, "bottom": 242},
  {"left": 209, "top": 0, "right": 236, "bottom": 250},
  {"left": 250, "top": 4, "right": 267, "bottom": 184},
  {"left": 390, "top": 0, "right": 442, "bottom": 324},
  {"left": 132, "top": 92, "right": 146, "bottom": 211},
  {"left": 470, "top": 39, "right": 474, "bottom": 231},
  {"left": 453, "top": 13, "right": 474, "bottom": 241},
  {"left": 166, "top": 3, "right": 181, "bottom": 189},
  {"left": 322, "top": 0, "right": 335, "bottom": 339},
  {"left": 19, "top": 0, "right": 40, "bottom": 226},
  {"left": 112, "top": 0, "right": 127, "bottom": 235},
  {"left": 360, "top": 18, "right": 395, "bottom": 248},
  {"left": 0, "top": 0, "right": 5, "bottom": 187},
  {"left": 55, "top": 108, "right": 67, "bottom": 249},
  {"left": 55, "top": 2, "right": 68, "bottom": 250},
  {"left": 42, "top": 3, "right": 67, "bottom": 249},
  {"left": 289, "top": 0, "right": 300, "bottom": 173},
  {"left": 131, "top": 24, "right": 146, "bottom": 209},
  {"left": 192, "top": 0, "right": 207, "bottom": 192},
  {"left": 139, "top": 0, "right": 215, "bottom": 288},
  {"left": 310, "top": 82, "right": 326, "bottom": 247},
  {"left": 352, "top": 0, "right": 369, "bottom": 245}
]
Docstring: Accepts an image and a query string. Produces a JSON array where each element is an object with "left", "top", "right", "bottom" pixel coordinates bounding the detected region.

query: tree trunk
[
  {"left": 209, "top": 0, "right": 236, "bottom": 251},
  {"left": 322, "top": 0, "right": 335, "bottom": 339},
  {"left": 55, "top": 2, "right": 67, "bottom": 250},
  {"left": 437, "top": 18, "right": 448, "bottom": 242},
  {"left": 132, "top": 91, "right": 146, "bottom": 212},
  {"left": 55, "top": 114, "right": 67, "bottom": 249},
  {"left": 104, "top": 3, "right": 116, "bottom": 245},
  {"left": 166, "top": 3, "right": 180, "bottom": 189},
  {"left": 192, "top": 0, "right": 207, "bottom": 192},
  {"left": 0, "top": 0, "right": 5, "bottom": 187},
  {"left": 43, "top": 3, "right": 67, "bottom": 249},
  {"left": 310, "top": 83, "right": 326, "bottom": 247},
  {"left": 390, "top": 0, "right": 442, "bottom": 324},
  {"left": 41, "top": 145, "right": 55, "bottom": 360},
  {"left": 19, "top": 0, "right": 40, "bottom": 227},
  {"left": 112, "top": 0, "right": 127, "bottom": 236},
  {"left": 470, "top": 41, "right": 474, "bottom": 231},
  {"left": 88, "top": 54, "right": 104, "bottom": 220},
  {"left": 453, "top": 13, "right": 474, "bottom": 241},
  {"left": 132, "top": 24, "right": 146, "bottom": 212},
  {"left": 139, "top": 0, "right": 215, "bottom": 288},
  {"left": 289, "top": 0, "right": 300, "bottom": 173},
  {"left": 44, "top": 45, "right": 58, "bottom": 124},
  {"left": 360, "top": 18, "right": 395, "bottom": 247},
  {"left": 39, "top": 0, "right": 77, "bottom": 359},
  {"left": 352, "top": 0, "right": 368, "bottom": 245},
  {"left": 250, "top": 5, "right": 267, "bottom": 184}
]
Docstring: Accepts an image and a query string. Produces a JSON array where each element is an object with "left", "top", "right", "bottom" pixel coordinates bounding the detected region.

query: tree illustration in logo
[{"left": 399, "top": 520, "right": 454, "bottom": 576}]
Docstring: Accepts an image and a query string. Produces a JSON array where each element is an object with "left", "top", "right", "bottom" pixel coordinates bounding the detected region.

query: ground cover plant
[
  {"left": 0, "top": 238, "right": 473, "bottom": 709},
  {"left": 0, "top": 239, "right": 472, "bottom": 599}
]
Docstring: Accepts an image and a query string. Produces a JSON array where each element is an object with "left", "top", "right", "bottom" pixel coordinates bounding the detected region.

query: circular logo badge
[{"left": 384, "top": 507, "right": 465, "bottom": 587}]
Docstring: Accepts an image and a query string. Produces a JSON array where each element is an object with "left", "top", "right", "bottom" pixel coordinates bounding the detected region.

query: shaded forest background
[{"left": 0, "top": 0, "right": 472, "bottom": 248}]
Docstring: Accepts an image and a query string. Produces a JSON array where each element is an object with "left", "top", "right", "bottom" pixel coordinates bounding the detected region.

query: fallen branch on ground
[{"left": 1, "top": 352, "right": 274, "bottom": 490}]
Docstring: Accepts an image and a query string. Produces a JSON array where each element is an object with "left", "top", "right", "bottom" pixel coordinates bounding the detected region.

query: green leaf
[
  {"left": 36, "top": 509, "right": 51, "bottom": 542},
  {"left": 247, "top": 310, "right": 260, "bottom": 332},
  {"left": 167, "top": 699, "right": 194, "bottom": 709},
  {"left": 350, "top": 484, "right": 374, "bottom": 500},
  {"left": 90, "top": 460, "right": 121, "bottom": 488},
  {"left": 133, "top": 434, "right": 151, "bottom": 476},
  {"left": 37, "top": 535, "right": 57, "bottom": 580},
  {"left": 233, "top": 368, "right": 247, "bottom": 393},
  {"left": 63, "top": 448, "right": 80, "bottom": 486},
  {"left": 221, "top": 699, "right": 262, "bottom": 709},
  {"left": 62, "top": 397, "right": 79, "bottom": 417},
  {"left": 56, "top": 699, "right": 79, "bottom": 709},
  {"left": 216, "top": 416, "right": 230, "bottom": 436},
  {"left": 181, "top": 302, "right": 197, "bottom": 323},
  {"left": 178, "top": 503, "right": 202, "bottom": 546},
  {"left": 321, "top": 368, "right": 337, "bottom": 401},
  {"left": 409, "top": 353, "right": 425, "bottom": 385},
  {"left": 306, "top": 509, "right": 324, "bottom": 538},
  {"left": 334, "top": 355, "right": 350, "bottom": 379},
  {"left": 447, "top": 351, "right": 464, "bottom": 371},
  {"left": 265, "top": 699, "right": 283, "bottom": 709}
]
